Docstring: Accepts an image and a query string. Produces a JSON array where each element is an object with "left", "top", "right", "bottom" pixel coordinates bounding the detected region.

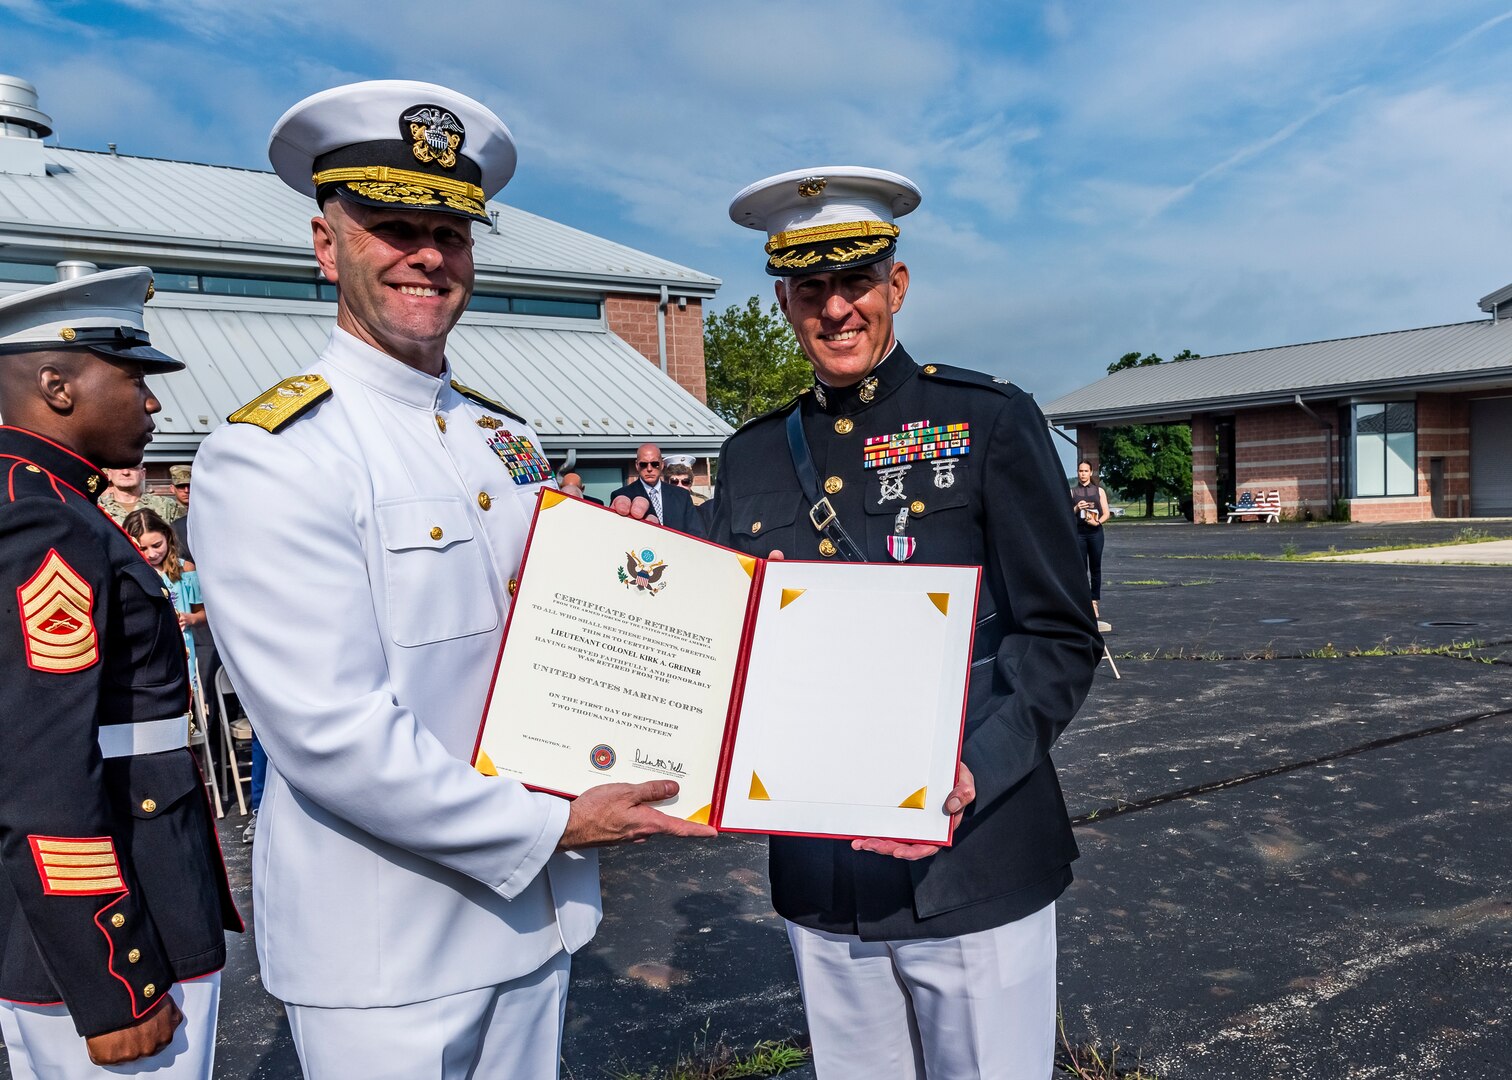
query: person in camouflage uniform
[{"left": 96, "top": 463, "right": 183, "bottom": 524}]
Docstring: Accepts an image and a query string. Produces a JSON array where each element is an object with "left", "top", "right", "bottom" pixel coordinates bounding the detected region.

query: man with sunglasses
[{"left": 611, "top": 442, "right": 705, "bottom": 537}]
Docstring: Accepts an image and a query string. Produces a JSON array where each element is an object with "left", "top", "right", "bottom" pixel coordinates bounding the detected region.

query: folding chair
[
  {"left": 214, "top": 666, "right": 251, "bottom": 816},
  {"left": 189, "top": 678, "right": 224, "bottom": 817}
]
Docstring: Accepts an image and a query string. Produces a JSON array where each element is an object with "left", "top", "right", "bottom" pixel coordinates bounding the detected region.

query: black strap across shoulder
[{"left": 784, "top": 406, "right": 868, "bottom": 562}]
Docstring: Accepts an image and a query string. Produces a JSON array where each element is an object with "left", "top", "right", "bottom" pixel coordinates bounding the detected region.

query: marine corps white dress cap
[
  {"left": 0, "top": 266, "right": 183, "bottom": 372},
  {"left": 269, "top": 79, "right": 517, "bottom": 225},
  {"left": 729, "top": 166, "right": 921, "bottom": 277}
]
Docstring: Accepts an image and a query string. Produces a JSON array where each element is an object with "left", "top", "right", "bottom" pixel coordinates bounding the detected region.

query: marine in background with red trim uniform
[{"left": 0, "top": 267, "right": 239, "bottom": 1079}]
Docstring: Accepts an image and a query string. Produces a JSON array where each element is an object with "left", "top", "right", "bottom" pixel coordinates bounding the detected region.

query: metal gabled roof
[
  {"left": 138, "top": 299, "right": 732, "bottom": 461},
  {"left": 1043, "top": 317, "right": 1512, "bottom": 426},
  {"left": 0, "top": 146, "right": 719, "bottom": 291}
]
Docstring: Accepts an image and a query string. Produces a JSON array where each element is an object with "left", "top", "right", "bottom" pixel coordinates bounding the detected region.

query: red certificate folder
[{"left": 474, "top": 490, "right": 979, "bottom": 845}]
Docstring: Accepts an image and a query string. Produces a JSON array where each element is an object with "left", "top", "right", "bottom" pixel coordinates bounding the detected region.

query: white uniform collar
[{"left": 323, "top": 327, "right": 450, "bottom": 408}]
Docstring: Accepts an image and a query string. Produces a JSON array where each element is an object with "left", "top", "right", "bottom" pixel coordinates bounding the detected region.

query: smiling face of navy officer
[
  {"left": 0, "top": 349, "right": 161, "bottom": 470},
  {"left": 311, "top": 194, "right": 476, "bottom": 377},
  {"left": 775, "top": 258, "right": 910, "bottom": 388}
]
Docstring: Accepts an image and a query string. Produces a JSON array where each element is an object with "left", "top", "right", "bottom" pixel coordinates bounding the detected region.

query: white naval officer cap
[
  {"left": 728, "top": 166, "right": 922, "bottom": 277},
  {"left": 269, "top": 79, "right": 517, "bottom": 226},
  {"left": 0, "top": 267, "right": 183, "bottom": 372}
]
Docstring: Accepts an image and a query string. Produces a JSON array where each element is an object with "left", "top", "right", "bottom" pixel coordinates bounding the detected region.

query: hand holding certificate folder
[{"left": 476, "top": 491, "right": 980, "bottom": 846}]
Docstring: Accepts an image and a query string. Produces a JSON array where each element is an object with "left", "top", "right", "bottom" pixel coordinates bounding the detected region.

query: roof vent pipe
[
  {"left": 0, "top": 75, "right": 53, "bottom": 139},
  {"left": 55, "top": 261, "right": 99, "bottom": 281},
  {"left": 656, "top": 284, "right": 670, "bottom": 374}
]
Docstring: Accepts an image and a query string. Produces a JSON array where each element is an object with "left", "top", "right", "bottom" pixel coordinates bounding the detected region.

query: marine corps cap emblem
[
  {"left": 402, "top": 105, "right": 465, "bottom": 170},
  {"left": 797, "top": 176, "right": 827, "bottom": 198}
]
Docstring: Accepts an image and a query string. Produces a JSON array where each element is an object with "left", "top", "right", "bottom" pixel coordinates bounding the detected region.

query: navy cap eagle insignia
[{"left": 401, "top": 105, "right": 465, "bottom": 170}]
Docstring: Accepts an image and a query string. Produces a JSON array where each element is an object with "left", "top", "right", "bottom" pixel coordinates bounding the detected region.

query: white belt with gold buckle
[{"left": 97, "top": 714, "right": 190, "bottom": 759}]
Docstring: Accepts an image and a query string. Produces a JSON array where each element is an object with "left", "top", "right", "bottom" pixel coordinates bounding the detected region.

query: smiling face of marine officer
[
  {"left": 308, "top": 188, "right": 714, "bottom": 849},
  {"left": 775, "top": 258, "right": 908, "bottom": 389}
]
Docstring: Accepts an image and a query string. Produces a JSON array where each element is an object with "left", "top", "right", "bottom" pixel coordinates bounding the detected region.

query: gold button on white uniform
[
  {"left": 429, "top": 527, "right": 443, "bottom": 541},
  {"left": 477, "top": 492, "right": 492, "bottom": 511}
]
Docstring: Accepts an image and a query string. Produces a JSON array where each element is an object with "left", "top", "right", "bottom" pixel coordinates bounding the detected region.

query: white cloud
[{"left": 6, "top": 0, "right": 1512, "bottom": 415}]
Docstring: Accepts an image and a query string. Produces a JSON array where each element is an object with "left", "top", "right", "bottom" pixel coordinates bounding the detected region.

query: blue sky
[{"left": 5, "top": 0, "right": 1512, "bottom": 411}]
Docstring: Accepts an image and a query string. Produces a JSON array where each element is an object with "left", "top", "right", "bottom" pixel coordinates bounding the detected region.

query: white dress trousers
[
  {"left": 786, "top": 903, "right": 1057, "bottom": 1080},
  {"left": 0, "top": 973, "right": 220, "bottom": 1080},
  {"left": 285, "top": 951, "right": 570, "bottom": 1080}
]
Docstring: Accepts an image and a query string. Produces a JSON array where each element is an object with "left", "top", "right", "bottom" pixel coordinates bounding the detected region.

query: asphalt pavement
[{"left": 4, "top": 518, "right": 1510, "bottom": 1079}]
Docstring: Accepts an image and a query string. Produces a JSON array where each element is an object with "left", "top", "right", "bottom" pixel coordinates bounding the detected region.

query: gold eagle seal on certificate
[{"left": 618, "top": 548, "right": 669, "bottom": 594}]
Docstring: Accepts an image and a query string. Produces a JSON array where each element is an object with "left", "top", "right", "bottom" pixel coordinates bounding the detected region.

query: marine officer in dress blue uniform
[
  {"left": 190, "top": 81, "right": 713, "bottom": 1080},
  {"left": 0, "top": 267, "right": 240, "bottom": 1079},
  {"left": 711, "top": 169, "right": 1102, "bottom": 1078}
]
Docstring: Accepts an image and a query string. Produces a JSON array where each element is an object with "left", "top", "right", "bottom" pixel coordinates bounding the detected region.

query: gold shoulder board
[
  {"left": 227, "top": 374, "right": 332, "bottom": 432},
  {"left": 451, "top": 379, "right": 526, "bottom": 424}
]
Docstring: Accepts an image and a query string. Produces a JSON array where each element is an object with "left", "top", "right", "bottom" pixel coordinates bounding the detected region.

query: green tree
[
  {"left": 704, "top": 296, "right": 811, "bottom": 426},
  {"left": 1097, "top": 350, "right": 1198, "bottom": 517}
]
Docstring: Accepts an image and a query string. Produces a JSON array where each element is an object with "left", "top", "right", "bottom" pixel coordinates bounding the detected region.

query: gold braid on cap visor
[
  {"left": 764, "top": 220, "right": 899, "bottom": 254},
  {"left": 312, "top": 165, "right": 486, "bottom": 218}
]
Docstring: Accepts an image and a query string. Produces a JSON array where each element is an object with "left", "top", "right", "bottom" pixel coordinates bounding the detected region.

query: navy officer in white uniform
[{"left": 191, "top": 81, "right": 714, "bottom": 1080}]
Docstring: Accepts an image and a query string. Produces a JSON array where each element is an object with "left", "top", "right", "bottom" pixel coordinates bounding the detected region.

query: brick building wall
[
  {"left": 1076, "top": 429, "right": 1099, "bottom": 472},
  {"left": 1230, "top": 406, "right": 1339, "bottom": 521},
  {"left": 1078, "top": 391, "right": 1494, "bottom": 526},
  {"left": 603, "top": 293, "right": 708, "bottom": 404},
  {"left": 1190, "top": 415, "right": 1217, "bottom": 524},
  {"left": 1413, "top": 393, "right": 1471, "bottom": 519}
]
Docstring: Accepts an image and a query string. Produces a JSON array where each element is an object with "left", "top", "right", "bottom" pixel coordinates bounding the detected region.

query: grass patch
[
  {"left": 1297, "top": 527, "right": 1505, "bottom": 559},
  {"left": 1325, "top": 638, "right": 1491, "bottom": 661},
  {"left": 605, "top": 1036, "right": 810, "bottom": 1080},
  {"left": 1143, "top": 527, "right": 1509, "bottom": 563},
  {"left": 1111, "top": 639, "right": 1496, "bottom": 663},
  {"left": 1058, "top": 1011, "right": 1160, "bottom": 1079},
  {"left": 1119, "top": 579, "right": 1169, "bottom": 586}
]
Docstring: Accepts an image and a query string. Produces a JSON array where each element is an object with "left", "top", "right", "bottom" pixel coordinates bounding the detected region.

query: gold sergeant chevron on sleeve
[{"left": 18, "top": 550, "right": 97, "bottom": 673}]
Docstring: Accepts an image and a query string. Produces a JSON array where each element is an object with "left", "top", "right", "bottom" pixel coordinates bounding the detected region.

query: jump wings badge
[
  {"left": 402, "top": 105, "right": 465, "bottom": 169},
  {"left": 619, "top": 548, "right": 669, "bottom": 594}
]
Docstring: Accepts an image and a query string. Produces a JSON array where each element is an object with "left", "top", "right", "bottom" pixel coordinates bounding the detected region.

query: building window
[
  {"left": 0, "top": 260, "right": 61, "bottom": 284},
  {"left": 1352, "top": 402, "right": 1415, "bottom": 497}
]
